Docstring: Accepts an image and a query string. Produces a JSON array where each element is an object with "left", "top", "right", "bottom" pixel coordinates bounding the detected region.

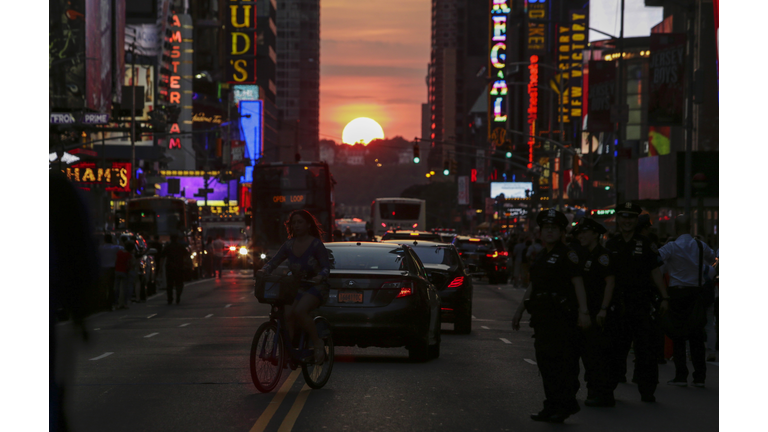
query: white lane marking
[
  {"left": 224, "top": 304, "right": 232, "bottom": 308},
  {"left": 472, "top": 315, "right": 477, "bottom": 319},
  {"left": 524, "top": 358, "right": 537, "bottom": 365},
  {"left": 144, "top": 333, "right": 159, "bottom": 338},
  {"left": 500, "top": 338, "right": 512, "bottom": 344},
  {"left": 481, "top": 326, "right": 489, "bottom": 329},
  {"left": 204, "top": 314, "right": 213, "bottom": 318},
  {"left": 239, "top": 296, "right": 246, "bottom": 300},
  {"left": 94, "top": 328, "right": 101, "bottom": 331},
  {"left": 179, "top": 323, "right": 191, "bottom": 327},
  {"left": 90, "top": 352, "right": 114, "bottom": 361},
  {"left": 147, "top": 314, "right": 157, "bottom": 319}
]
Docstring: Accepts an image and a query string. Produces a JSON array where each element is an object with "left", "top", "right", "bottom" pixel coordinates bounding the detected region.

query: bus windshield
[
  {"left": 126, "top": 200, "right": 186, "bottom": 237},
  {"left": 379, "top": 203, "right": 422, "bottom": 220}
]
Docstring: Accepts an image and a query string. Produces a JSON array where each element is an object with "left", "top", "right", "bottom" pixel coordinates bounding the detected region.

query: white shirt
[{"left": 658, "top": 234, "right": 716, "bottom": 288}]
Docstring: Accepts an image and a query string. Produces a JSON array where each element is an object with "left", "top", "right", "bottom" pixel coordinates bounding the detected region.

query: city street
[{"left": 59, "top": 270, "right": 719, "bottom": 432}]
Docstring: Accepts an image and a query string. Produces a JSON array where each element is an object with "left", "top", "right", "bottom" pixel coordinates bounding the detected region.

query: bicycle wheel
[
  {"left": 250, "top": 321, "right": 284, "bottom": 392},
  {"left": 301, "top": 317, "right": 334, "bottom": 389}
]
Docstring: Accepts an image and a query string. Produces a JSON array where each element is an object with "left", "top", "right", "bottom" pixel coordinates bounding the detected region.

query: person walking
[
  {"left": 512, "top": 209, "right": 591, "bottom": 423},
  {"left": 212, "top": 235, "right": 225, "bottom": 278},
  {"left": 574, "top": 218, "right": 616, "bottom": 407},
  {"left": 114, "top": 242, "right": 136, "bottom": 309},
  {"left": 204, "top": 236, "right": 214, "bottom": 278},
  {"left": 98, "top": 234, "right": 122, "bottom": 311},
  {"left": 163, "top": 234, "right": 188, "bottom": 305},
  {"left": 605, "top": 202, "right": 670, "bottom": 403},
  {"left": 658, "top": 214, "right": 716, "bottom": 388},
  {"left": 511, "top": 238, "right": 526, "bottom": 287}
]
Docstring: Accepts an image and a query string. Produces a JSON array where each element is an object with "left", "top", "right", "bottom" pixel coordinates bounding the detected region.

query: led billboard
[
  {"left": 157, "top": 176, "right": 238, "bottom": 202},
  {"left": 490, "top": 182, "right": 533, "bottom": 199}
]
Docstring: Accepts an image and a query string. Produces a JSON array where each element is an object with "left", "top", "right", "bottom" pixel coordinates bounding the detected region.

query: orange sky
[{"left": 320, "top": 1, "right": 431, "bottom": 143}]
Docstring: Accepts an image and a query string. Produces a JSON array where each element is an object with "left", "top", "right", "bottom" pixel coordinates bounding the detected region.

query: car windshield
[
  {"left": 327, "top": 246, "right": 408, "bottom": 271},
  {"left": 455, "top": 240, "right": 494, "bottom": 252},
  {"left": 411, "top": 246, "right": 459, "bottom": 268}
]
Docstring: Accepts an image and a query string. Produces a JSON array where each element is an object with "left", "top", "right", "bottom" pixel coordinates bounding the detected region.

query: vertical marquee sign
[
  {"left": 648, "top": 33, "right": 687, "bottom": 126},
  {"left": 160, "top": 11, "right": 193, "bottom": 160},
  {"left": 568, "top": 9, "right": 588, "bottom": 122},
  {"left": 527, "top": 0, "right": 547, "bottom": 169},
  {"left": 227, "top": 0, "right": 257, "bottom": 84},
  {"left": 488, "top": 0, "right": 511, "bottom": 146}
]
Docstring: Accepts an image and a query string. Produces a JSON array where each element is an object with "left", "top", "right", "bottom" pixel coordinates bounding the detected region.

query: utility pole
[
  {"left": 683, "top": 1, "right": 697, "bottom": 221},
  {"left": 614, "top": 0, "right": 625, "bottom": 210},
  {"left": 130, "top": 40, "right": 137, "bottom": 199}
]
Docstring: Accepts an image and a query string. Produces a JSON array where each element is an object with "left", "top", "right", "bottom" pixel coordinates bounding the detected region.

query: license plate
[{"left": 338, "top": 291, "right": 363, "bottom": 303}]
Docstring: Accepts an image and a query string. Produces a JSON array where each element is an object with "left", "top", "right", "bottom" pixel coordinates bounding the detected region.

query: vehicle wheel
[
  {"left": 454, "top": 309, "right": 472, "bottom": 334},
  {"left": 428, "top": 314, "right": 441, "bottom": 359},
  {"left": 302, "top": 317, "right": 334, "bottom": 389},
  {"left": 250, "top": 322, "right": 284, "bottom": 392}
]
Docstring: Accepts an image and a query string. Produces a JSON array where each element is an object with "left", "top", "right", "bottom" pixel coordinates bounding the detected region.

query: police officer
[
  {"left": 512, "top": 209, "right": 591, "bottom": 423},
  {"left": 606, "top": 202, "right": 669, "bottom": 403},
  {"left": 574, "top": 218, "right": 616, "bottom": 407}
]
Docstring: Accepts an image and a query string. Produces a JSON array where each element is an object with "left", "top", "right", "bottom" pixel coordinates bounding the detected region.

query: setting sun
[{"left": 342, "top": 117, "right": 384, "bottom": 145}]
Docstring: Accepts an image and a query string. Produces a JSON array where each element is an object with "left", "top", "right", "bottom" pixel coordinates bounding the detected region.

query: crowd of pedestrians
[{"left": 508, "top": 203, "right": 717, "bottom": 423}]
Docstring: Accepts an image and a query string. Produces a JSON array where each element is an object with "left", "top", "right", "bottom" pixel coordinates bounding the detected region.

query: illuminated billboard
[
  {"left": 65, "top": 162, "right": 131, "bottom": 192},
  {"left": 490, "top": 182, "right": 534, "bottom": 199},
  {"left": 124, "top": 65, "right": 154, "bottom": 121},
  {"left": 157, "top": 176, "right": 238, "bottom": 202},
  {"left": 239, "top": 100, "right": 263, "bottom": 183},
  {"left": 568, "top": 10, "right": 588, "bottom": 121},
  {"left": 488, "top": 0, "right": 511, "bottom": 145},
  {"left": 227, "top": 0, "right": 257, "bottom": 84}
]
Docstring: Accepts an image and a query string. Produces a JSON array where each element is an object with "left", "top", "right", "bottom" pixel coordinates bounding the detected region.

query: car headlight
[
  {"left": 191, "top": 252, "right": 197, "bottom": 258},
  {"left": 260, "top": 253, "right": 267, "bottom": 260},
  {"left": 239, "top": 247, "right": 248, "bottom": 256},
  {"left": 229, "top": 246, "right": 236, "bottom": 251}
]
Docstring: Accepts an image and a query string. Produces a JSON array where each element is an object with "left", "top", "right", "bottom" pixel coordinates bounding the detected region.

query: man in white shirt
[{"left": 658, "top": 215, "right": 716, "bottom": 388}]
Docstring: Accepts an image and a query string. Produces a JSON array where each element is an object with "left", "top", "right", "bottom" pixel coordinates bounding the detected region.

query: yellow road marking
[
  {"left": 277, "top": 383, "right": 312, "bottom": 432},
  {"left": 249, "top": 369, "right": 301, "bottom": 432}
]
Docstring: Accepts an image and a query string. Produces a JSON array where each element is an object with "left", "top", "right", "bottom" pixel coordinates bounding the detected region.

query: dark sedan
[
  {"left": 319, "top": 242, "right": 441, "bottom": 361},
  {"left": 383, "top": 240, "right": 473, "bottom": 334},
  {"left": 452, "top": 236, "right": 508, "bottom": 284}
]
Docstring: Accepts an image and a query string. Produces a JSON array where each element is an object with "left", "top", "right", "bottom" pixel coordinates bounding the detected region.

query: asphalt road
[{"left": 57, "top": 270, "right": 719, "bottom": 432}]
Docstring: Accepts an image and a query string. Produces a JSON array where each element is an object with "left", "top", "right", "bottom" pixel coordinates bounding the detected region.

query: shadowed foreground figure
[{"left": 50, "top": 172, "right": 100, "bottom": 431}]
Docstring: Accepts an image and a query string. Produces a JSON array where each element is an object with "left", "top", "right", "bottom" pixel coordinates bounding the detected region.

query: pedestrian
[
  {"left": 634, "top": 214, "right": 667, "bottom": 368},
  {"left": 163, "top": 234, "right": 188, "bottom": 305},
  {"left": 605, "top": 202, "right": 670, "bottom": 403},
  {"left": 512, "top": 209, "right": 591, "bottom": 423},
  {"left": 705, "top": 249, "right": 719, "bottom": 361},
  {"left": 657, "top": 214, "right": 716, "bottom": 388},
  {"left": 511, "top": 238, "right": 526, "bottom": 287},
  {"left": 114, "top": 241, "right": 136, "bottom": 309},
  {"left": 125, "top": 239, "right": 141, "bottom": 303},
  {"left": 343, "top": 226, "right": 353, "bottom": 241},
  {"left": 213, "top": 235, "right": 225, "bottom": 278},
  {"left": 98, "top": 234, "right": 122, "bottom": 310},
  {"left": 521, "top": 239, "right": 532, "bottom": 286},
  {"left": 204, "top": 236, "right": 214, "bottom": 278},
  {"left": 574, "top": 218, "right": 616, "bottom": 407},
  {"left": 366, "top": 229, "right": 376, "bottom": 242},
  {"left": 333, "top": 229, "right": 344, "bottom": 242}
]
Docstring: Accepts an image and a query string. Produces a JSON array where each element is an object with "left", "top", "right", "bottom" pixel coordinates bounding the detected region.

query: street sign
[
  {"left": 50, "top": 113, "right": 76, "bottom": 124},
  {"left": 194, "top": 188, "right": 215, "bottom": 197}
]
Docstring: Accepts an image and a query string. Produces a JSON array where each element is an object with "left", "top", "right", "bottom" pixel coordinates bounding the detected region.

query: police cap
[
  {"left": 536, "top": 208, "right": 568, "bottom": 229},
  {"left": 576, "top": 217, "right": 607, "bottom": 235},
  {"left": 616, "top": 201, "right": 643, "bottom": 217}
]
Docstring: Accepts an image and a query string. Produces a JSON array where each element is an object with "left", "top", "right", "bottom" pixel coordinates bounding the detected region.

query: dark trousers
[
  {"left": 533, "top": 319, "right": 581, "bottom": 414},
  {"left": 580, "top": 319, "right": 613, "bottom": 399},
  {"left": 608, "top": 308, "right": 659, "bottom": 396},
  {"left": 669, "top": 287, "right": 707, "bottom": 382},
  {"left": 166, "top": 271, "right": 184, "bottom": 303},
  {"left": 99, "top": 267, "right": 116, "bottom": 310}
]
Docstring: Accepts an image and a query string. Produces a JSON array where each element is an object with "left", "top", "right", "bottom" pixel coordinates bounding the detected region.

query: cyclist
[{"left": 256, "top": 210, "right": 331, "bottom": 364}]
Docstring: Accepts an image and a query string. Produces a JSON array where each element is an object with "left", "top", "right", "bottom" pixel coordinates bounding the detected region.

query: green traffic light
[
  {"left": 505, "top": 151, "right": 512, "bottom": 158},
  {"left": 413, "top": 157, "right": 420, "bottom": 163},
  {"left": 604, "top": 186, "right": 611, "bottom": 190},
  {"left": 443, "top": 168, "right": 450, "bottom": 175}
]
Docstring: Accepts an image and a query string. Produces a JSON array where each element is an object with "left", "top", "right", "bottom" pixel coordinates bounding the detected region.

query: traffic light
[
  {"left": 443, "top": 160, "right": 450, "bottom": 175},
  {"left": 413, "top": 143, "right": 420, "bottom": 163},
  {"left": 503, "top": 140, "right": 512, "bottom": 158},
  {"left": 450, "top": 159, "right": 457, "bottom": 174}
]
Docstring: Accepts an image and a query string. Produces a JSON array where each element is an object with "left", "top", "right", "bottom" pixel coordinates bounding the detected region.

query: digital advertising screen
[{"left": 490, "top": 182, "right": 533, "bottom": 199}]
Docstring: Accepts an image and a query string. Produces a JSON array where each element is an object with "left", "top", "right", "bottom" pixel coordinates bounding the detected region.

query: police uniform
[
  {"left": 605, "top": 202, "right": 664, "bottom": 401},
  {"left": 527, "top": 209, "right": 583, "bottom": 421},
  {"left": 574, "top": 218, "right": 615, "bottom": 406}
]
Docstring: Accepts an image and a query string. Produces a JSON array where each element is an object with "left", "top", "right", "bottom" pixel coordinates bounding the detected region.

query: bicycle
[{"left": 250, "top": 275, "right": 334, "bottom": 392}]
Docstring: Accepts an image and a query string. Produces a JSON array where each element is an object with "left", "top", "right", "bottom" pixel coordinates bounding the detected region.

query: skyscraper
[{"left": 276, "top": 0, "right": 320, "bottom": 162}]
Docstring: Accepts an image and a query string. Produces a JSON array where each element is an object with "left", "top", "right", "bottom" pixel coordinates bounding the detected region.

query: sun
[{"left": 342, "top": 117, "right": 384, "bottom": 145}]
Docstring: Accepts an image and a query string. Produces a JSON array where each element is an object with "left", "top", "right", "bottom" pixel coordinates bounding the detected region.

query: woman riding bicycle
[{"left": 256, "top": 210, "right": 331, "bottom": 364}]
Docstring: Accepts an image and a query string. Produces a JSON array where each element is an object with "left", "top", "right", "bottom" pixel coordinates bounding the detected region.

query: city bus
[
  {"left": 371, "top": 197, "right": 427, "bottom": 237},
  {"left": 250, "top": 162, "right": 335, "bottom": 255},
  {"left": 124, "top": 196, "right": 204, "bottom": 278}
]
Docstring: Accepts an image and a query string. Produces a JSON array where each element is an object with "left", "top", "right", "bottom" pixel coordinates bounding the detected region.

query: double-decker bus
[
  {"left": 370, "top": 197, "right": 427, "bottom": 237},
  {"left": 250, "top": 162, "right": 334, "bottom": 255},
  {"left": 124, "top": 196, "right": 204, "bottom": 278}
]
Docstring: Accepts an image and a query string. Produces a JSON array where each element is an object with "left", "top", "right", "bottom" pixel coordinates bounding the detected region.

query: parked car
[
  {"left": 317, "top": 242, "right": 441, "bottom": 361},
  {"left": 452, "top": 236, "right": 508, "bottom": 284},
  {"left": 380, "top": 230, "right": 443, "bottom": 242},
  {"left": 489, "top": 236, "right": 511, "bottom": 283},
  {"left": 383, "top": 240, "right": 473, "bottom": 334},
  {"left": 111, "top": 231, "right": 159, "bottom": 297}
]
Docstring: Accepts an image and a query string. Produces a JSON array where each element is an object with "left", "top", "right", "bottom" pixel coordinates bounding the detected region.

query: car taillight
[
  {"left": 447, "top": 276, "right": 464, "bottom": 288},
  {"left": 499, "top": 251, "right": 508, "bottom": 257},
  {"left": 486, "top": 251, "right": 499, "bottom": 258},
  {"left": 381, "top": 280, "right": 415, "bottom": 298}
]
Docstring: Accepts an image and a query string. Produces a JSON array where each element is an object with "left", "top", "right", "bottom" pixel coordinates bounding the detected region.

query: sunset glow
[{"left": 342, "top": 117, "right": 385, "bottom": 145}]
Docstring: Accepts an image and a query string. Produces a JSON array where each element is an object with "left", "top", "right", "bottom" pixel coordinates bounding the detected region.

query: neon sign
[
  {"left": 488, "top": 0, "right": 510, "bottom": 141},
  {"left": 65, "top": 162, "right": 131, "bottom": 192},
  {"left": 527, "top": 55, "right": 539, "bottom": 168},
  {"left": 226, "top": 0, "right": 257, "bottom": 84}
]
